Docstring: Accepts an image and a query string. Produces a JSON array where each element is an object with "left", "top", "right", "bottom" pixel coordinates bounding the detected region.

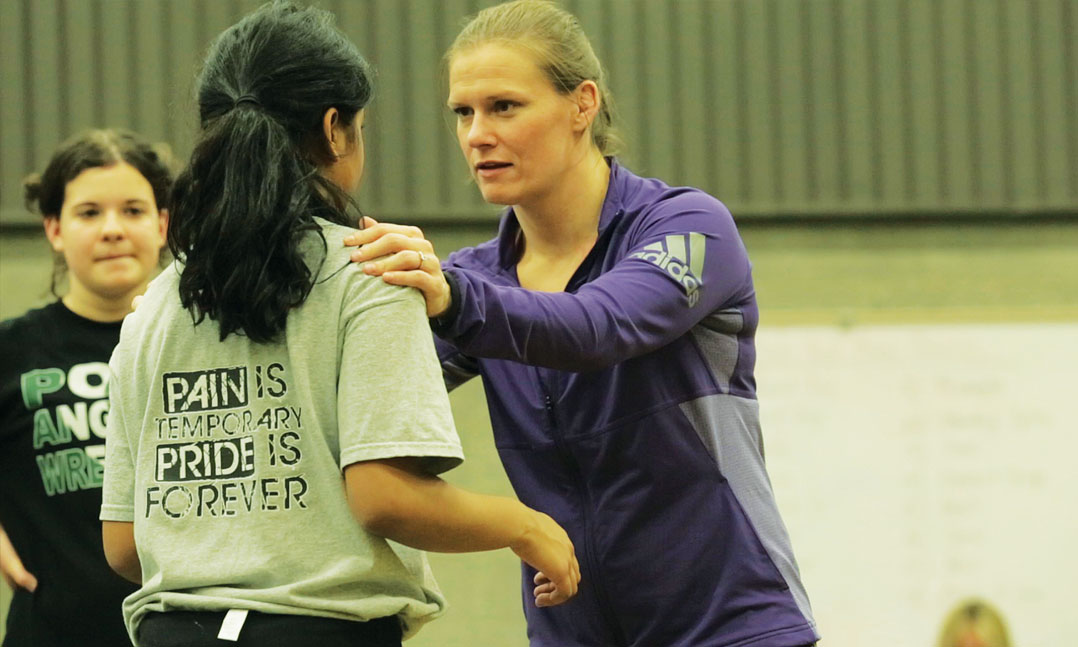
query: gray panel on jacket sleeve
[{"left": 690, "top": 309, "right": 744, "bottom": 393}]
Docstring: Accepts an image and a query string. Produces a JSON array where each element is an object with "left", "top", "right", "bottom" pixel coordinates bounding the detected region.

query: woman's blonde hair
[
  {"left": 447, "top": 0, "right": 623, "bottom": 156},
  {"left": 935, "top": 598, "right": 1013, "bottom": 647}
]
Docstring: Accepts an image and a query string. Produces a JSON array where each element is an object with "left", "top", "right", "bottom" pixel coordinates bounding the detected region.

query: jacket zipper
[{"left": 542, "top": 389, "right": 629, "bottom": 647}]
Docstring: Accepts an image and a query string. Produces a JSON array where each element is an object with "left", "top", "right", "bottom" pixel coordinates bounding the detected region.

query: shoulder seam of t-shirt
[{"left": 341, "top": 287, "right": 427, "bottom": 321}]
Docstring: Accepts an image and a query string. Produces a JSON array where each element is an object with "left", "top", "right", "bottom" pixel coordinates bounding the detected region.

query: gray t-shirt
[{"left": 101, "top": 219, "right": 464, "bottom": 643}]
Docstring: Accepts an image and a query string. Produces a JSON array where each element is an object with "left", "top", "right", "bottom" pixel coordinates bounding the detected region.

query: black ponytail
[{"left": 168, "top": 1, "right": 373, "bottom": 343}]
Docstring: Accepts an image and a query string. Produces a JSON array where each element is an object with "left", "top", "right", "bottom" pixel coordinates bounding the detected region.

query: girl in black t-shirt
[{"left": 0, "top": 129, "right": 171, "bottom": 647}]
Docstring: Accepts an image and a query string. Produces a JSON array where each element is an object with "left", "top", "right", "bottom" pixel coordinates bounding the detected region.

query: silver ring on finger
[{"left": 416, "top": 251, "right": 426, "bottom": 270}]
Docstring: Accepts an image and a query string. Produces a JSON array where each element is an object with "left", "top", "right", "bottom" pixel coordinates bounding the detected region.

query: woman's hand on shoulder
[{"left": 344, "top": 216, "right": 451, "bottom": 318}]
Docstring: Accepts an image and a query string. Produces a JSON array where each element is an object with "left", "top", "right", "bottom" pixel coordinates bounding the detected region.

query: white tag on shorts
[{"left": 218, "top": 609, "right": 249, "bottom": 641}]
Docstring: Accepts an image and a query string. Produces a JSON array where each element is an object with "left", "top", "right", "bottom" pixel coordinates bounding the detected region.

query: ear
[
  {"left": 156, "top": 208, "right": 169, "bottom": 247},
  {"left": 572, "top": 80, "right": 601, "bottom": 134},
  {"left": 322, "top": 107, "right": 342, "bottom": 158},
  {"left": 43, "top": 216, "right": 63, "bottom": 253}
]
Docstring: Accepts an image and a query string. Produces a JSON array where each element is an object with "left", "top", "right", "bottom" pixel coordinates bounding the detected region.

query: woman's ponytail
[{"left": 168, "top": 2, "right": 372, "bottom": 342}]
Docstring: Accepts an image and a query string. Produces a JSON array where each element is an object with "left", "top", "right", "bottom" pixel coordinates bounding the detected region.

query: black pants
[{"left": 138, "top": 610, "right": 401, "bottom": 647}]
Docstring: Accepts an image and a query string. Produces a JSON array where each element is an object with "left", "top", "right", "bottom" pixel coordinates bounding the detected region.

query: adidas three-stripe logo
[{"left": 628, "top": 233, "right": 706, "bottom": 307}]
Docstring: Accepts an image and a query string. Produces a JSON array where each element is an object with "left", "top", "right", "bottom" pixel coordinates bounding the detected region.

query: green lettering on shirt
[
  {"left": 35, "top": 448, "right": 104, "bottom": 496},
  {"left": 21, "top": 368, "right": 65, "bottom": 409},
  {"left": 32, "top": 408, "right": 70, "bottom": 449}
]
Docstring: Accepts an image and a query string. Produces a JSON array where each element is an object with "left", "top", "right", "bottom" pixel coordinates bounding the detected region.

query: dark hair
[
  {"left": 23, "top": 128, "right": 174, "bottom": 297},
  {"left": 169, "top": 1, "right": 373, "bottom": 343}
]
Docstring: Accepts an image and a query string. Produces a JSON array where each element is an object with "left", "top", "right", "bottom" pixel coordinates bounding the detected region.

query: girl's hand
[
  {"left": 0, "top": 525, "right": 37, "bottom": 592},
  {"left": 510, "top": 511, "right": 581, "bottom": 608},
  {"left": 344, "top": 217, "right": 452, "bottom": 318}
]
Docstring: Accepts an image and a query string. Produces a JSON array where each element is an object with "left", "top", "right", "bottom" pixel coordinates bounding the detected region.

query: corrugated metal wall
[{"left": 1, "top": 0, "right": 1075, "bottom": 226}]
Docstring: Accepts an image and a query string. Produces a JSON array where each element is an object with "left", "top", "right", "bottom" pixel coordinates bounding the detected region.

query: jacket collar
[{"left": 496, "top": 157, "right": 627, "bottom": 270}]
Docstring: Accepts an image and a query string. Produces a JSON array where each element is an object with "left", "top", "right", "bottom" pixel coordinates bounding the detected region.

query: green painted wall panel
[
  {"left": 132, "top": 1, "right": 170, "bottom": 140},
  {"left": 0, "top": 0, "right": 29, "bottom": 208},
  {"left": 939, "top": 0, "right": 974, "bottom": 207},
  {"left": 1003, "top": 0, "right": 1040, "bottom": 209},
  {"left": 838, "top": 0, "right": 874, "bottom": 208},
  {"left": 2, "top": 0, "right": 1076, "bottom": 226},
  {"left": 970, "top": 0, "right": 1006, "bottom": 206},
  {"left": 28, "top": 0, "right": 62, "bottom": 171},
  {"left": 163, "top": 0, "right": 202, "bottom": 157},
  {"left": 805, "top": 0, "right": 842, "bottom": 207},
  {"left": 875, "top": 0, "right": 908, "bottom": 205},
  {"left": 711, "top": 0, "right": 744, "bottom": 205},
  {"left": 742, "top": 0, "right": 777, "bottom": 207},
  {"left": 644, "top": 1, "right": 680, "bottom": 180},
  {"left": 775, "top": 0, "right": 809, "bottom": 208},
  {"left": 406, "top": 0, "right": 447, "bottom": 214},
  {"left": 1036, "top": 0, "right": 1074, "bottom": 205},
  {"left": 907, "top": 0, "right": 942, "bottom": 207},
  {"left": 1069, "top": 0, "right": 1078, "bottom": 202},
  {"left": 62, "top": 0, "right": 96, "bottom": 137},
  {"left": 100, "top": 2, "right": 131, "bottom": 129},
  {"left": 673, "top": 0, "right": 710, "bottom": 193}
]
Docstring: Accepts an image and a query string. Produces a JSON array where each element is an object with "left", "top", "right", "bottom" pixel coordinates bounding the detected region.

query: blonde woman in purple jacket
[{"left": 347, "top": 2, "right": 818, "bottom": 646}]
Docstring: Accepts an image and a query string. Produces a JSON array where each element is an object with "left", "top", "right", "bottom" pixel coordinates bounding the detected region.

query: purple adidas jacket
[{"left": 433, "top": 161, "right": 819, "bottom": 647}]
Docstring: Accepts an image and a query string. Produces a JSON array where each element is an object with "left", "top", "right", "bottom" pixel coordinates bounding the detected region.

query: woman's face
[
  {"left": 448, "top": 43, "right": 586, "bottom": 208},
  {"left": 44, "top": 162, "right": 167, "bottom": 302}
]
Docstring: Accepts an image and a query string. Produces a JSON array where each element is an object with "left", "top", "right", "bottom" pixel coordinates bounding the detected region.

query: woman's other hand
[{"left": 344, "top": 216, "right": 452, "bottom": 318}]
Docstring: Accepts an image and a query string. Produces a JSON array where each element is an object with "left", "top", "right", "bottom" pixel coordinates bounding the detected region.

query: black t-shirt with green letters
[{"left": 0, "top": 301, "right": 136, "bottom": 647}]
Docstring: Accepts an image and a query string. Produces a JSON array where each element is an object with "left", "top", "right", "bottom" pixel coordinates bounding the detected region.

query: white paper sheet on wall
[{"left": 757, "top": 323, "right": 1078, "bottom": 647}]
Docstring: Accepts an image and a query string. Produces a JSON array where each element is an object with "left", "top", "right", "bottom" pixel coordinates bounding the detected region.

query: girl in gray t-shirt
[{"left": 100, "top": 4, "right": 579, "bottom": 646}]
